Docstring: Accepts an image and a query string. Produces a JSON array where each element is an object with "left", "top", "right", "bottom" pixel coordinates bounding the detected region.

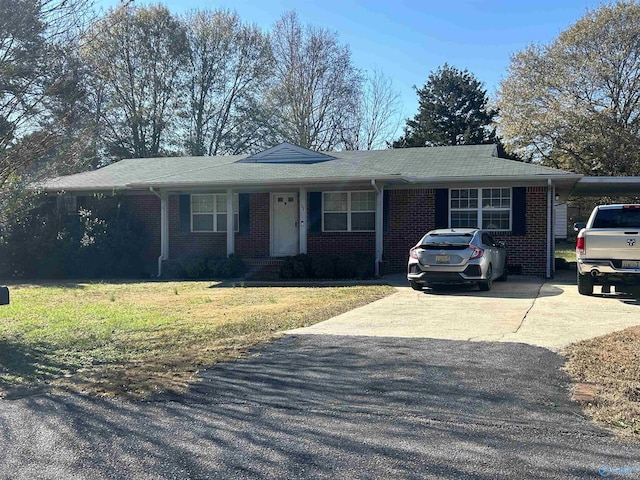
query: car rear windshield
[
  {"left": 419, "top": 234, "right": 473, "bottom": 246},
  {"left": 592, "top": 208, "right": 640, "bottom": 228}
]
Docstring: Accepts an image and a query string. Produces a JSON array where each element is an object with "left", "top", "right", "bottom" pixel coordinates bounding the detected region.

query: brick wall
[
  {"left": 125, "top": 186, "right": 551, "bottom": 277},
  {"left": 168, "top": 194, "right": 226, "bottom": 259},
  {"left": 307, "top": 232, "right": 376, "bottom": 255},
  {"left": 124, "top": 195, "right": 161, "bottom": 273},
  {"left": 382, "top": 186, "right": 551, "bottom": 276},
  {"left": 492, "top": 186, "right": 549, "bottom": 276},
  {"left": 236, "top": 193, "right": 270, "bottom": 257},
  {"left": 383, "top": 189, "right": 436, "bottom": 272}
]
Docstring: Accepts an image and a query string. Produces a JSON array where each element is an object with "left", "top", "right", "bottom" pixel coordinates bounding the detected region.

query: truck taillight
[
  {"left": 576, "top": 236, "right": 585, "bottom": 255},
  {"left": 409, "top": 247, "right": 419, "bottom": 259}
]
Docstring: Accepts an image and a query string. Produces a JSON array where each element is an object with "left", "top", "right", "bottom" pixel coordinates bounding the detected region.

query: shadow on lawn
[{"left": 0, "top": 339, "right": 71, "bottom": 397}]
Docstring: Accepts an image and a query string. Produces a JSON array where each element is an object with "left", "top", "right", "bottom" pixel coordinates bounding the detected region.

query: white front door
[{"left": 272, "top": 193, "right": 299, "bottom": 256}]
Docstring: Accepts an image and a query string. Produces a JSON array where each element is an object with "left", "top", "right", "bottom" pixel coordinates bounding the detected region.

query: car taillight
[
  {"left": 470, "top": 247, "right": 484, "bottom": 259},
  {"left": 409, "top": 247, "right": 419, "bottom": 259},
  {"left": 576, "top": 236, "right": 585, "bottom": 255}
]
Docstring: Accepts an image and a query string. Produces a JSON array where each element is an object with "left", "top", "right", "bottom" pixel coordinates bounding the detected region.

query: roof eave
[{"left": 127, "top": 175, "right": 407, "bottom": 190}]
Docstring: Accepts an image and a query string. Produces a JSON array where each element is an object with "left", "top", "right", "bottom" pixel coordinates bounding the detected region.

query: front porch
[{"left": 152, "top": 185, "right": 386, "bottom": 278}]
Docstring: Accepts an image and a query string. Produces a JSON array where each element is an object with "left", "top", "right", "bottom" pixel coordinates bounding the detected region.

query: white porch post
[
  {"left": 299, "top": 188, "right": 307, "bottom": 254},
  {"left": 372, "top": 180, "right": 384, "bottom": 277},
  {"left": 226, "top": 188, "right": 234, "bottom": 256}
]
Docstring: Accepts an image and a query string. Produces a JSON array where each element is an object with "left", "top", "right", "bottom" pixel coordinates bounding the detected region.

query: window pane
[
  {"left": 192, "top": 195, "right": 214, "bottom": 213},
  {"left": 482, "top": 211, "right": 510, "bottom": 230},
  {"left": 193, "top": 214, "right": 214, "bottom": 231},
  {"left": 324, "top": 212, "right": 348, "bottom": 231},
  {"left": 215, "top": 194, "right": 227, "bottom": 213},
  {"left": 451, "top": 199, "right": 460, "bottom": 209},
  {"left": 451, "top": 190, "right": 460, "bottom": 199},
  {"left": 324, "top": 192, "right": 348, "bottom": 212},
  {"left": 351, "top": 191, "right": 375, "bottom": 211},
  {"left": 352, "top": 212, "right": 375, "bottom": 231},
  {"left": 451, "top": 211, "right": 478, "bottom": 228},
  {"left": 234, "top": 213, "right": 239, "bottom": 232},
  {"left": 217, "top": 213, "right": 227, "bottom": 231}
]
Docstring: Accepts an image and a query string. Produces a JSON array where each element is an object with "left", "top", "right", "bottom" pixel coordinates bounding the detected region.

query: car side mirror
[
  {"left": 573, "top": 222, "right": 586, "bottom": 232},
  {"left": 0, "top": 286, "right": 9, "bottom": 305}
]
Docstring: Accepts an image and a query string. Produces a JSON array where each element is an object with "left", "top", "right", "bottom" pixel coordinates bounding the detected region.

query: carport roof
[
  {"left": 38, "top": 143, "right": 582, "bottom": 192},
  {"left": 570, "top": 177, "right": 640, "bottom": 196}
]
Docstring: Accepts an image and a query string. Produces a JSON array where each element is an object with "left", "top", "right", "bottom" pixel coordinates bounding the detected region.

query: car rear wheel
[
  {"left": 577, "top": 271, "right": 594, "bottom": 296},
  {"left": 409, "top": 281, "right": 423, "bottom": 291},
  {"left": 478, "top": 265, "right": 493, "bottom": 291},
  {"left": 497, "top": 265, "right": 508, "bottom": 282}
]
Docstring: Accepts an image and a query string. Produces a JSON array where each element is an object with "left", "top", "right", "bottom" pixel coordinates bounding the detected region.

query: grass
[
  {"left": 563, "top": 326, "right": 640, "bottom": 438},
  {"left": 0, "top": 280, "right": 393, "bottom": 399},
  {"left": 555, "top": 241, "right": 576, "bottom": 262}
]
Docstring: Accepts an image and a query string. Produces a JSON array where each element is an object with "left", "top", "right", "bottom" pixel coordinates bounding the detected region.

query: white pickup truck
[{"left": 575, "top": 204, "right": 640, "bottom": 295}]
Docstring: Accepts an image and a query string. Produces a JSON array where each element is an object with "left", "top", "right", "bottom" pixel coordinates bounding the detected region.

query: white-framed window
[
  {"left": 450, "top": 188, "right": 511, "bottom": 231},
  {"left": 323, "top": 191, "right": 375, "bottom": 232},
  {"left": 191, "top": 194, "right": 239, "bottom": 232}
]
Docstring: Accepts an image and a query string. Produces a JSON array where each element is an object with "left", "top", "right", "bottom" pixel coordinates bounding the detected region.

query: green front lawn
[{"left": 0, "top": 281, "right": 393, "bottom": 398}]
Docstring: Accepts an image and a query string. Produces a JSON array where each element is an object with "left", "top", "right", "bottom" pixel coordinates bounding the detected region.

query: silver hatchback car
[{"left": 407, "top": 228, "right": 508, "bottom": 291}]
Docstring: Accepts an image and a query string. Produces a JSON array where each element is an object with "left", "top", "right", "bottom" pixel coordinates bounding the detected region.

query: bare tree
[
  {"left": 344, "top": 68, "right": 403, "bottom": 150},
  {"left": 0, "top": 0, "right": 94, "bottom": 189},
  {"left": 268, "top": 11, "right": 362, "bottom": 151},
  {"left": 81, "top": 4, "right": 189, "bottom": 160},
  {"left": 183, "top": 9, "right": 274, "bottom": 156}
]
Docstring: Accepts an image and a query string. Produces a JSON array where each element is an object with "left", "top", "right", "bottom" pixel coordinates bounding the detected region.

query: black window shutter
[
  {"left": 308, "top": 192, "right": 322, "bottom": 234},
  {"left": 512, "top": 187, "right": 527, "bottom": 235},
  {"left": 383, "top": 190, "right": 390, "bottom": 234},
  {"left": 434, "top": 189, "right": 449, "bottom": 229},
  {"left": 179, "top": 194, "right": 191, "bottom": 235},
  {"left": 239, "top": 193, "right": 250, "bottom": 235}
]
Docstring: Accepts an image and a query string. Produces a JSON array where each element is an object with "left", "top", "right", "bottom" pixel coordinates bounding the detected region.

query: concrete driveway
[{"left": 288, "top": 270, "right": 640, "bottom": 351}]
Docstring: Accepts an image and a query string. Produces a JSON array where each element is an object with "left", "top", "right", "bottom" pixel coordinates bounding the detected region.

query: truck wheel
[
  {"left": 577, "top": 271, "right": 593, "bottom": 296},
  {"left": 409, "top": 281, "right": 423, "bottom": 291}
]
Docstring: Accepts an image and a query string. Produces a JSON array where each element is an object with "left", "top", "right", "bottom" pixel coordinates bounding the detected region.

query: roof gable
[{"left": 238, "top": 143, "right": 335, "bottom": 164}]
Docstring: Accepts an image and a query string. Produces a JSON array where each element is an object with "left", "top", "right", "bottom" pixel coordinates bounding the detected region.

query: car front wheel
[{"left": 478, "top": 265, "right": 493, "bottom": 291}]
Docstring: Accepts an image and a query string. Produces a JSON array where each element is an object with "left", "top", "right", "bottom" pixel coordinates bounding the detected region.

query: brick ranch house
[{"left": 40, "top": 143, "right": 583, "bottom": 278}]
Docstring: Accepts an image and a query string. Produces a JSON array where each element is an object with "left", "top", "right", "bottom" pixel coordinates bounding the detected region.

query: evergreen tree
[{"left": 394, "top": 64, "right": 497, "bottom": 148}]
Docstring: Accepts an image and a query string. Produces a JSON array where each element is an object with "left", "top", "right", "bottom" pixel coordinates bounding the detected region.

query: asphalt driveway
[
  {"left": 288, "top": 269, "right": 640, "bottom": 351},
  {"left": 2, "top": 271, "right": 640, "bottom": 478},
  {"left": 1, "top": 335, "right": 640, "bottom": 479}
]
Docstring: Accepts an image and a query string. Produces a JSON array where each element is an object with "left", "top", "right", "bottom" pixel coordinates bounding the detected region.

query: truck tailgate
[{"left": 584, "top": 229, "right": 640, "bottom": 261}]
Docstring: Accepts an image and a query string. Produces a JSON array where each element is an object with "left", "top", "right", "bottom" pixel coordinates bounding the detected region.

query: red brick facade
[{"left": 125, "top": 187, "right": 552, "bottom": 277}]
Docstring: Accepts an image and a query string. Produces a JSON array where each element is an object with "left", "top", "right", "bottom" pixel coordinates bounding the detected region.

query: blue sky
[{"left": 98, "top": 0, "right": 606, "bottom": 123}]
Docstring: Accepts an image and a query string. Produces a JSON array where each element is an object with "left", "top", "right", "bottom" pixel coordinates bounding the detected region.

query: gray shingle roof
[{"left": 39, "top": 144, "right": 581, "bottom": 192}]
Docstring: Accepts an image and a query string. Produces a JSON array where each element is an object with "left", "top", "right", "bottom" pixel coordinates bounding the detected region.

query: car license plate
[
  {"left": 622, "top": 260, "right": 640, "bottom": 268},
  {"left": 435, "top": 255, "right": 450, "bottom": 264}
]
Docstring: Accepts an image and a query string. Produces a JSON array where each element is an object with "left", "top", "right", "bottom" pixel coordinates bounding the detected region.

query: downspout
[
  {"left": 150, "top": 187, "right": 166, "bottom": 277},
  {"left": 371, "top": 179, "right": 384, "bottom": 277},
  {"left": 546, "top": 179, "right": 552, "bottom": 279}
]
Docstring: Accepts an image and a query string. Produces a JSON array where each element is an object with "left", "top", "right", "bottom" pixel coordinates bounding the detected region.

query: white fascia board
[
  {"left": 403, "top": 174, "right": 582, "bottom": 185},
  {"left": 127, "top": 175, "right": 405, "bottom": 190}
]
